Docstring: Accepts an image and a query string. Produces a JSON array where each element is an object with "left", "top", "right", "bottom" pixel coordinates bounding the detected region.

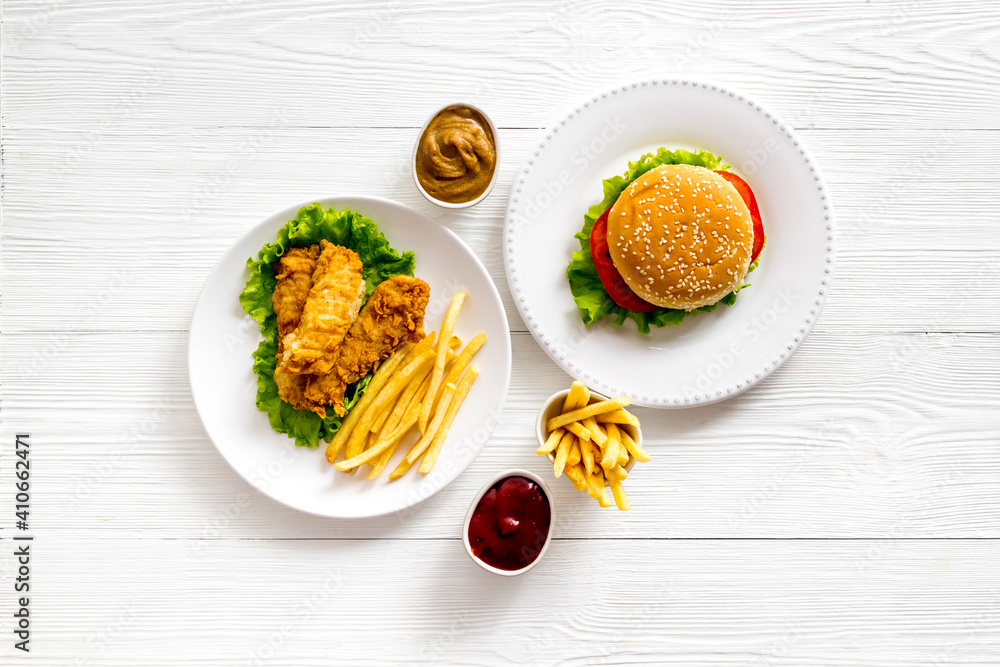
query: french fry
[
  {"left": 368, "top": 440, "right": 401, "bottom": 479},
  {"left": 325, "top": 289, "right": 482, "bottom": 482},
  {"left": 552, "top": 430, "right": 574, "bottom": 478},
  {"left": 325, "top": 345, "right": 408, "bottom": 463},
  {"left": 368, "top": 406, "right": 422, "bottom": 478},
  {"left": 368, "top": 337, "right": 436, "bottom": 440},
  {"left": 565, "top": 421, "right": 592, "bottom": 442},
  {"left": 335, "top": 402, "right": 420, "bottom": 471},
  {"left": 536, "top": 427, "right": 565, "bottom": 455},
  {"left": 419, "top": 367, "right": 479, "bottom": 473},
  {"left": 595, "top": 408, "right": 641, "bottom": 428},
  {"left": 345, "top": 349, "right": 434, "bottom": 459},
  {"left": 609, "top": 478, "right": 630, "bottom": 511},
  {"left": 581, "top": 416, "right": 607, "bottom": 445},
  {"left": 409, "top": 355, "right": 440, "bottom": 409},
  {"left": 378, "top": 354, "right": 435, "bottom": 437},
  {"left": 587, "top": 468, "right": 613, "bottom": 507},
  {"left": 371, "top": 388, "right": 404, "bottom": 434},
  {"left": 364, "top": 430, "right": 379, "bottom": 455},
  {"left": 419, "top": 291, "right": 467, "bottom": 432},
  {"left": 547, "top": 396, "right": 632, "bottom": 431},
  {"left": 620, "top": 429, "right": 651, "bottom": 463},
  {"left": 387, "top": 456, "right": 414, "bottom": 481},
  {"left": 563, "top": 381, "right": 590, "bottom": 412},
  {"left": 617, "top": 441, "right": 629, "bottom": 467},
  {"left": 600, "top": 439, "right": 619, "bottom": 471},
  {"left": 563, "top": 462, "right": 589, "bottom": 493},
  {"left": 567, "top": 439, "right": 582, "bottom": 467},
  {"left": 399, "top": 335, "right": 434, "bottom": 369},
  {"left": 404, "top": 383, "right": 456, "bottom": 465},
  {"left": 439, "top": 331, "right": 486, "bottom": 397},
  {"left": 375, "top": 343, "right": 462, "bottom": 481},
  {"left": 608, "top": 463, "right": 629, "bottom": 481},
  {"left": 604, "top": 422, "right": 620, "bottom": 444},
  {"left": 413, "top": 367, "right": 437, "bottom": 408},
  {"left": 581, "top": 439, "right": 596, "bottom": 475},
  {"left": 600, "top": 424, "right": 621, "bottom": 471}
]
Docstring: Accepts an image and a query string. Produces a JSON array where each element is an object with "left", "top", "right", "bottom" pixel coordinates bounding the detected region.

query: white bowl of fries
[{"left": 535, "top": 382, "right": 649, "bottom": 511}]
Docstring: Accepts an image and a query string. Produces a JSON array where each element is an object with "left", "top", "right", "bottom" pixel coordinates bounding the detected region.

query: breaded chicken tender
[
  {"left": 278, "top": 240, "right": 366, "bottom": 376},
  {"left": 272, "top": 245, "right": 321, "bottom": 340},
  {"left": 306, "top": 275, "right": 430, "bottom": 415},
  {"left": 274, "top": 372, "right": 323, "bottom": 417},
  {"left": 270, "top": 244, "right": 326, "bottom": 416}
]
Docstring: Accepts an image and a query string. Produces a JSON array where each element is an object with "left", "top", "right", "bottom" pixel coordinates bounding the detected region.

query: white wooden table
[{"left": 2, "top": 1, "right": 999, "bottom": 664}]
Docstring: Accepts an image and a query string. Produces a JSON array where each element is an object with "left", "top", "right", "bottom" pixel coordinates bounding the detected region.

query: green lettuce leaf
[
  {"left": 239, "top": 204, "right": 415, "bottom": 448},
  {"left": 567, "top": 147, "right": 758, "bottom": 334}
]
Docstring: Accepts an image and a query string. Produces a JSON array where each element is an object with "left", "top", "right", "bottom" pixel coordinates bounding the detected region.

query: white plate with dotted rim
[
  {"left": 503, "top": 80, "right": 834, "bottom": 407},
  {"left": 189, "top": 196, "right": 512, "bottom": 518}
]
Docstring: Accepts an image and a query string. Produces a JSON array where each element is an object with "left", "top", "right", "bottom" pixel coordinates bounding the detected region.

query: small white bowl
[
  {"left": 462, "top": 469, "right": 555, "bottom": 577},
  {"left": 536, "top": 388, "right": 642, "bottom": 479},
  {"left": 412, "top": 102, "right": 501, "bottom": 209}
]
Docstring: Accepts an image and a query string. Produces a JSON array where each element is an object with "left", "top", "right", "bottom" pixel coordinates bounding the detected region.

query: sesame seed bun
[{"left": 606, "top": 164, "right": 754, "bottom": 310}]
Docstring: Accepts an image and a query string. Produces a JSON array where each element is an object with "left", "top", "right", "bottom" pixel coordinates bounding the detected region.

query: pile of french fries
[
  {"left": 537, "top": 381, "right": 649, "bottom": 510},
  {"left": 324, "top": 291, "right": 486, "bottom": 481}
]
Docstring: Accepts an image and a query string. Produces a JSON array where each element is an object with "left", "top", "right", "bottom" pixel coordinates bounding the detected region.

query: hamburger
[
  {"left": 568, "top": 149, "right": 765, "bottom": 333},
  {"left": 607, "top": 164, "right": 754, "bottom": 310}
]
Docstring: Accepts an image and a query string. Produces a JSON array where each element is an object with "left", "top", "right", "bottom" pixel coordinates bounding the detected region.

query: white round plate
[
  {"left": 190, "top": 196, "right": 512, "bottom": 518},
  {"left": 504, "top": 79, "right": 834, "bottom": 407}
]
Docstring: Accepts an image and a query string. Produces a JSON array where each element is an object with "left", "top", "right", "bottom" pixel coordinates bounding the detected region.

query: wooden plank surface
[
  {"left": 2, "top": 128, "right": 999, "bottom": 334},
  {"left": 3, "top": 1, "right": 1000, "bottom": 130},
  {"left": 1, "top": 538, "right": 998, "bottom": 665},
  {"left": 2, "top": 0, "right": 999, "bottom": 665},
  {"left": 1, "top": 330, "right": 997, "bottom": 539}
]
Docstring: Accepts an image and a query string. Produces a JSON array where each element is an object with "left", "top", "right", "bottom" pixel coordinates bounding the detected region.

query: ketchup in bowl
[{"left": 467, "top": 475, "right": 552, "bottom": 571}]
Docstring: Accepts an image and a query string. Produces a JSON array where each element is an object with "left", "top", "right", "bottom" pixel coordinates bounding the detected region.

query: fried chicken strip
[
  {"left": 273, "top": 245, "right": 321, "bottom": 341},
  {"left": 278, "top": 240, "right": 366, "bottom": 376},
  {"left": 270, "top": 244, "right": 326, "bottom": 417},
  {"left": 305, "top": 275, "right": 430, "bottom": 415}
]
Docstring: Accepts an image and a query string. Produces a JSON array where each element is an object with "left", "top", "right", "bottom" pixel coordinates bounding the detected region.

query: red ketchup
[{"left": 468, "top": 476, "right": 551, "bottom": 571}]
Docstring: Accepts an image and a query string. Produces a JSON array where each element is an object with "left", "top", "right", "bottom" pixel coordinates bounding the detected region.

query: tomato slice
[
  {"left": 715, "top": 170, "right": 765, "bottom": 263},
  {"left": 589, "top": 206, "right": 658, "bottom": 312}
]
